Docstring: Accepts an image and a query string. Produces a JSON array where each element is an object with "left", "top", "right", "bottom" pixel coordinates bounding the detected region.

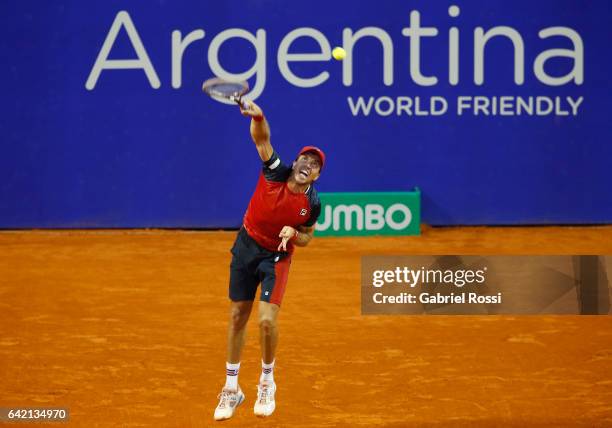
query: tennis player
[{"left": 214, "top": 100, "right": 325, "bottom": 420}]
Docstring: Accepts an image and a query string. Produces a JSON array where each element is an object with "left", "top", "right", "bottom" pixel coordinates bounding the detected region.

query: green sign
[{"left": 314, "top": 190, "right": 421, "bottom": 236}]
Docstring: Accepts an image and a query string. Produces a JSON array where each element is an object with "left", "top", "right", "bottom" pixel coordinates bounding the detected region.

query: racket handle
[{"left": 231, "top": 95, "right": 249, "bottom": 110}]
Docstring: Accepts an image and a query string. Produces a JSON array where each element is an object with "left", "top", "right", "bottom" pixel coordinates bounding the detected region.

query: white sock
[
  {"left": 225, "top": 362, "right": 240, "bottom": 390},
  {"left": 260, "top": 360, "right": 275, "bottom": 384}
]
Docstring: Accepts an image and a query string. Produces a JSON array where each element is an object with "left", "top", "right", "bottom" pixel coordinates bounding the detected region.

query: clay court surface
[{"left": 1, "top": 226, "right": 611, "bottom": 427}]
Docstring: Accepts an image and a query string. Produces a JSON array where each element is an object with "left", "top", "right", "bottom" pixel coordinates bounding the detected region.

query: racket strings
[{"left": 202, "top": 78, "right": 249, "bottom": 107}]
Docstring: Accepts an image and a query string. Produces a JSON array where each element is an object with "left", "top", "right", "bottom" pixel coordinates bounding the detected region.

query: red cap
[{"left": 298, "top": 146, "right": 326, "bottom": 169}]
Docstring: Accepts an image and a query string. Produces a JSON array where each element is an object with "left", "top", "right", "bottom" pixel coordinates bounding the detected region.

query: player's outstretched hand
[
  {"left": 240, "top": 99, "right": 263, "bottom": 119},
  {"left": 278, "top": 226, "right": 297, "bottom": 251}
]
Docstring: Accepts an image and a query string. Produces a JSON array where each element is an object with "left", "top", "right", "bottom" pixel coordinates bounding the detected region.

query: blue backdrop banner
[{"left": 1, "top": 1, "right": 610, "bottom": 227}]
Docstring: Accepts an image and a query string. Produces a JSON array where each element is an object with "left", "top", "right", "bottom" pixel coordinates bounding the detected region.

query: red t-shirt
[{"left": 243, "top": 151, "right": 321, "bottom": 253}]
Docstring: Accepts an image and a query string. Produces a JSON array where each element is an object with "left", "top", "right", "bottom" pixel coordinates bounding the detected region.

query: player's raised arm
[{"left": 240, "top": 100, "right": 274, "bottom": 163}]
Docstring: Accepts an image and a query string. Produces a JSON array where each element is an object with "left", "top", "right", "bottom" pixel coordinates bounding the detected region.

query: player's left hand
[{"left": 277, "top": 226, "right": 297, "bottom": 251}]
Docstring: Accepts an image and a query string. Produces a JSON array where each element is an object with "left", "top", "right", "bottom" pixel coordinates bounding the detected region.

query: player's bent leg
[
  {"left": 217, "top": 229, "right": 259, "bottom": 421},
  {"left": 255, "top": 301, "right": 279, "bottom": 417}
]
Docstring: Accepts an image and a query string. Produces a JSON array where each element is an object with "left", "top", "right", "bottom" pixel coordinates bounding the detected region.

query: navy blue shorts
[{"left": 229, "top": 228, "right": 292, "bottom": 306}]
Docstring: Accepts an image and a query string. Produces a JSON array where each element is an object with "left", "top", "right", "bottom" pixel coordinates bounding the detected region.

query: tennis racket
[{"left": 202, "top": 77, "right": 250, "bottom": 110}]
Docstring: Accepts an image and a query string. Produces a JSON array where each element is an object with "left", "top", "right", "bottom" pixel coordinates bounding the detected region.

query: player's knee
[
  {"left": 230, "top": 305, "right": 250, "bottom": 330},
  {"left": 258, "top": 316, "right": 276, "bottom": 335}
]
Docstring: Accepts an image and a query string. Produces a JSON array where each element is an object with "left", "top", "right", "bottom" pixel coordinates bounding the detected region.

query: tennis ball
[{"left": 332, "top": 47, "right": 346, "bottom": 61}]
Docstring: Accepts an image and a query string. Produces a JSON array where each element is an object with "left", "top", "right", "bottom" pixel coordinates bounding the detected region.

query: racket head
[{"left": 202, "top": 78, "right": 249, "bottom": 107}]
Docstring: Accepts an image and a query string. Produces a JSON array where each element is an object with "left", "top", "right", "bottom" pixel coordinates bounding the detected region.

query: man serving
[{"left": 214, "top": 100, "right": 325, "bottom": 420}]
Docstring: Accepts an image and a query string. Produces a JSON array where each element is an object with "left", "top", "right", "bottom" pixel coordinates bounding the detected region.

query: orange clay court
[{"left": 1, "top": 226, "right": 612, "bottom": 428}]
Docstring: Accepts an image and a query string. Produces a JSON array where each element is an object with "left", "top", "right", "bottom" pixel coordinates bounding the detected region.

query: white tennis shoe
[
  {"left": 214, "top": 386, "right": 245, "bottom": 421},
  {"left": 253, "top": 381, "right": 276, "bottom": 417}
]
